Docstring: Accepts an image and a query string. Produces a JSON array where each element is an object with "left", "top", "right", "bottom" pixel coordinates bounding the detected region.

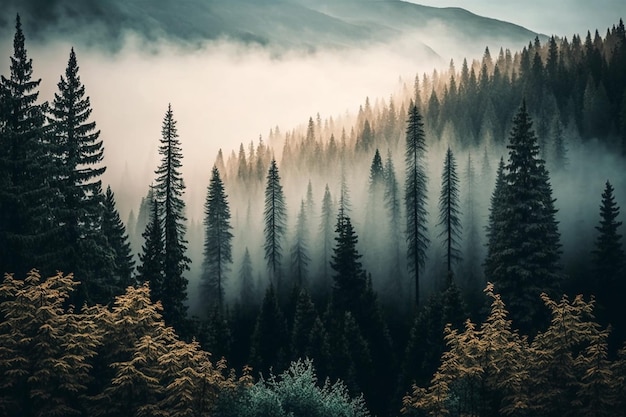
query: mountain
[{"left": 2, "top": 0, "right": 540, "bottom": 57}]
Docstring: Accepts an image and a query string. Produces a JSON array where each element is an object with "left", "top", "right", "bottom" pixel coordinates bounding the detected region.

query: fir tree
[
  {"left": 0, "top": 15, "right": 54, "bottom": 277},
  {"left": 405, "top": 101, "right": 429, "bottom": 306},
  {"left": 47, "top": 47, "right": 108, "bottom": 302},
  {"left": 290, "top": 200, "right": 310, "bottom": 289},
  {"left": 437, "top": 147, "right": 462, "bottom": 285},
  {"left": 202, "top": 166, "right": 233, "bottom": 311},
  {"left": 263, "top": 159, "right": 287, "bottom": 293},
  {"left": 137, "top": 189, "right": 165, "bottom": 303},
  {"left": 330, "top": 215, "right": 365, "bottom": 314},
  {"left": 290, "top": 289, "right": 317, "bottom": 361},
  {"left": 383, "top": 151, "right": 403, "bottom": 295},
  {"left": 487, "top": 102, "right": 561, "bottom": 333},
  {"left": 592, "top": 180, "right": 624, "bottom": 288},
  {"left": 154, "top": 104, "right": 190, "bottom": 331},
  {"left": 101, "top": 186, "right": 135, "bottom": 291},
  {"left": 239, "top": 247, "right": 255, "bottom": 308},
  {"left": 250, "top": 285, "right": 288, "bottom": 375},
  {"left": 318, "top": 185, "right": 334, "bottom": 288}
]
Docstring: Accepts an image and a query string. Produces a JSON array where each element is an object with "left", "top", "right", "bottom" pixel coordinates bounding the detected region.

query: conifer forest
[{"left": 1, "top": 4, "right": 626, "bottom": 417}]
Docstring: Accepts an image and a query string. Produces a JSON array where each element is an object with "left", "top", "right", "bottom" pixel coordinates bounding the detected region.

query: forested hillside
[{"left": 1, "top": 12, "right": 625, "bottom": 417}]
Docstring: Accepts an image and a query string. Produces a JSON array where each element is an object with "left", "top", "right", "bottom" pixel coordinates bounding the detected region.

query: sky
[{"left": 412, "top": 0, "right": 624, "bottom": 37}]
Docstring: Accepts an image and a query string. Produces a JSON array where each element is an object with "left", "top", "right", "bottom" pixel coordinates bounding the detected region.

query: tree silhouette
[
  {"left": 263, "top": 159, "right": 287, "bottom": 294},
  {"left": 437, "top": 147, "right": 462, "bottom": 285}
]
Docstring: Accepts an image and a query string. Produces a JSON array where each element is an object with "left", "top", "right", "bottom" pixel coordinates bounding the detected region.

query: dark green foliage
[
  {"left": 264, "top": 159, "right": 287, "bottom": 293},
  {"left": 592, "top": 181, "right": 624, "bottom": 286},
  {"left": 101, "top": 186, "right": 135, "bottom": 291},
  {"left": 318, "top": 184, "right": 334, "bottom": 290},
  {"left": 485, "top": 102, "right": 561, "bottom": 333},
  {"left": 290, "top": 200, "right": 310, "bottom": 288},
  {"left": 202, "top": 166, "right": 233, "bottom": 311},
  {"left": 250, "top": 285, "right": 288, "bottom": 375},
  {"left": 239, "top": 247, "right": 255, "bottom": 308},
  {"left": 405, "top": 101, "right": 429, "bottom": 306},
  {"left": 0, "top": 15, "right": 54, "bottom": 277},
  {"left": 154, "top": 104, "right": 190, "bottom": 331},
  {"left": 47, "top": 47, "right": 108, "bottom": 298},
  {"left": 290, "top": 289, "right": 317, "bottom": 360},
  {"left": 330, "top": 215, "right": 365, "bottom": 314},
  {"left": 137, "top": 190, "right": 165, "bottom": 303},
  {"left": 438, "top": 147, "right": 462, "bottom": 284},
  {"left": 383, "top": 151, "right": 403, "bottom": 294}
]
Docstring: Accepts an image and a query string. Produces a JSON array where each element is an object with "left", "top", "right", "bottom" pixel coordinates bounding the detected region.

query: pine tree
[
  {"left": 437, "top": 147, "right": 462, "bottom": 285},
  {"left": 592, "top": 180, "right": 624, "bottom": 289},
  {"left": 264, "top": 159, "right": 287, "bottom": 294},
  {"left": 101, "top": 186, "right": 135, "bottom": 291},
  {"left": 154, "top": 104, "right": 190, "bottom": 331},
  {"left": 487, "top": 102, "right": 561, "bottom": 333},
  {"left": 250, "top": 285, "right": 288, "bottom": 375},
  {"left": 137, "top": 189, "right": 165, "bottom": 303},
  {"left": 202, "top": 166, "right": 233, "bottom": 311},
  {"left": 47, "top": 47, "right": 108, "bottom": 302},
  {"left": 0, "top": 15, "right": 54, "bottom": 277},
  {"left": 330, "top": 215, "right": 365, "bottom": 314},
  {"left": 318, "top": 184, "right": 334, "bottom": 289},
  {"left": 290, "top": 289, "right": 317, "bottom": 361},
  {"left": 291, "top": 200, "right": 310, "bottom": 289},
  {"left": 383, "top": 151, "right": 403, "bottom": 295},
  {"left": 239, "top": 247, "right": 255, "bottom": 308},
  {"left": 405, "top": 101, "right": 429, "bottom": 306}
]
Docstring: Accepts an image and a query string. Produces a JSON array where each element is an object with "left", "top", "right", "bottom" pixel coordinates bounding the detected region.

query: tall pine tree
[
  {"left": 486, "top": 102, "right": 561, "bottom": 333},
  {"left": 331, "top": 214, "right": 366, "bottom": 314},
  {"left": 154, "top": 104, "right": 189, "bottom": 331},
  {"left": 202, "top": 166, "right": 233, "bottom": 311},
  {"left": 405, "top": 101, "right": 429, "bottom": 306},
  {"left": 263, "top": 159, "right": 287, "bottom": 294},
  {"left": 137, "top": 188, "right": 165, "bottom": 303},
  {"left": 291, "top": 200, "right": 310, "bottom": 289},
  {"left": 48, "top": 47, "right": 110, "bottom": 303},
  {"left": 0, "top": 15, "right": 53, "bottom": 277},
  {"left": 437, "top": 147, "right": 462, "bottom": 285}
]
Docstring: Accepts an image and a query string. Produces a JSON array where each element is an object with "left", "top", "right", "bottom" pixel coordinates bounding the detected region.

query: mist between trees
[{"left": 1, "top": 12, "right": 625, "bottom": 417}]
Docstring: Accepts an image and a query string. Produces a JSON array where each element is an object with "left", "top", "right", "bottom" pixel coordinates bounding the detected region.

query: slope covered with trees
[{"left": 1, "top": 13, "right": 626, "bottom": 417}]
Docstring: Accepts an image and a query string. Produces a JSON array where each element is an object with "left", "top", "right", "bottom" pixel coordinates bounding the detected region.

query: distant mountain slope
[{"left": 1, "top": 0, "right": 540, "bottom": 56}]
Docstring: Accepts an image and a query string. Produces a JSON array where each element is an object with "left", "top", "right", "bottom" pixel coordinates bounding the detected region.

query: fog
[{"left": 2, "top": 11, "right": 623, "bottom": 316}]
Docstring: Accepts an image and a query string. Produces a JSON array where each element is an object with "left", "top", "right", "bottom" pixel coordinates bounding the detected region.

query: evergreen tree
[
  {"left": 263, "top": 159, "right": 287, "bottom": 293},
  {"left": 137, "top": 189, "right": 165, "bottom": 303},
  {"left": 592, "top": 180, "right": 624, "bottom": 335},
  {"left": 486, "top": 102, "right": 561, "bottom": 333},
  {"left": 437, "top": 147, "right": 462, "bottom": 285},
  {"left": 291, "top": 200, "right": 310, "bottom": 289},
  {"left": 250, "top": 285, "right": 288, "bottom": 375},
  {"left": 330, "top": 215, "right": 365, "bottom": 313},
  {"left": 239, "top": 247, "right": 255, "bottom": 308},
  {"left": 47, "top": 47, "right": 109, "bottom": 302},
  {"left": 383, "top": 151, "right": 403, "bottom": 296},
  {"left": 154, "top": 104, "right": 190, "bottom": 331},
  {"left": 290, "top": 289, "right": 317, "bottom": 361},
  {"left": 202, "top": 166, "right": 233, "bottom": 311},
  {"left": 404, "top": 101, "right": 429, "bottom": 306},
  {"left": 592, "top": 180, "right": 624, "bottom": 287},
  {"left": 0, "top": 15, "right": 53, "bottom": 277},
  {"left": 318, "top": 184, "right": 334, "bottom": 291},
  {"left": 101, "top": 186, "right": 135, "bottom": 291}
]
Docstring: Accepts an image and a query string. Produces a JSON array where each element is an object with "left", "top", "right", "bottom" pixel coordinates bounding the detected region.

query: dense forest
[{"left": 1, "top": 12, "right": 625, "bottom": 417}]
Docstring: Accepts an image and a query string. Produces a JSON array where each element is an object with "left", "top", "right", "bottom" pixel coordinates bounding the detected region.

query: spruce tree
[
  {"left": 291, "top": 200, "right": 310, "bottom": 289},
  {"left": 330, "top": 215, "right": 365, "bottom": 314},
  {"left": 405, "top": 101, "right": 429, "bottom": 306},
  {"left": 263, "top": 159, "right": 287, "bottom": 294},
  {"left": 137, "top": 190, "right": 165, "bottom": 302},
  {"left": 486, "top": 102, "right": 561, "bottom": 333},
  {"left": 47, "top": 47, "right": 108, "bottom": 300},
  {"left": 592, "top": 180, "right": 624, "bottom": 331},
  {"left": 437, "top": 147, "right": 462, "bottom": 285},
  {"left": 318, "top": 184, "right": 334, "bottom": 290},
  {"left": 202, "top": 166, "right": 233, "bottom": 311},
  {"left": 239, "top": 247, "right": 255, "bottom": 308},
  {"left": 0, "top": 15, "right": 53, "bottom": 276},
  {"left": 101, "top": 186, "right": 135, "bottom": 291},
  {"left": 153, "top": 104, "right": 189, "bottom": 330},
  {"left": 250, "top": 285, "right": 288, "bottom": 375},
  {"left": 383, "top": 151, "right": 403, "bottom": 295}
]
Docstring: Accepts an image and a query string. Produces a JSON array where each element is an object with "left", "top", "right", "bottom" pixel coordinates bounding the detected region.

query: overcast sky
[{"left": 411, "top": 0, "right": 624, "bottom": 37}]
